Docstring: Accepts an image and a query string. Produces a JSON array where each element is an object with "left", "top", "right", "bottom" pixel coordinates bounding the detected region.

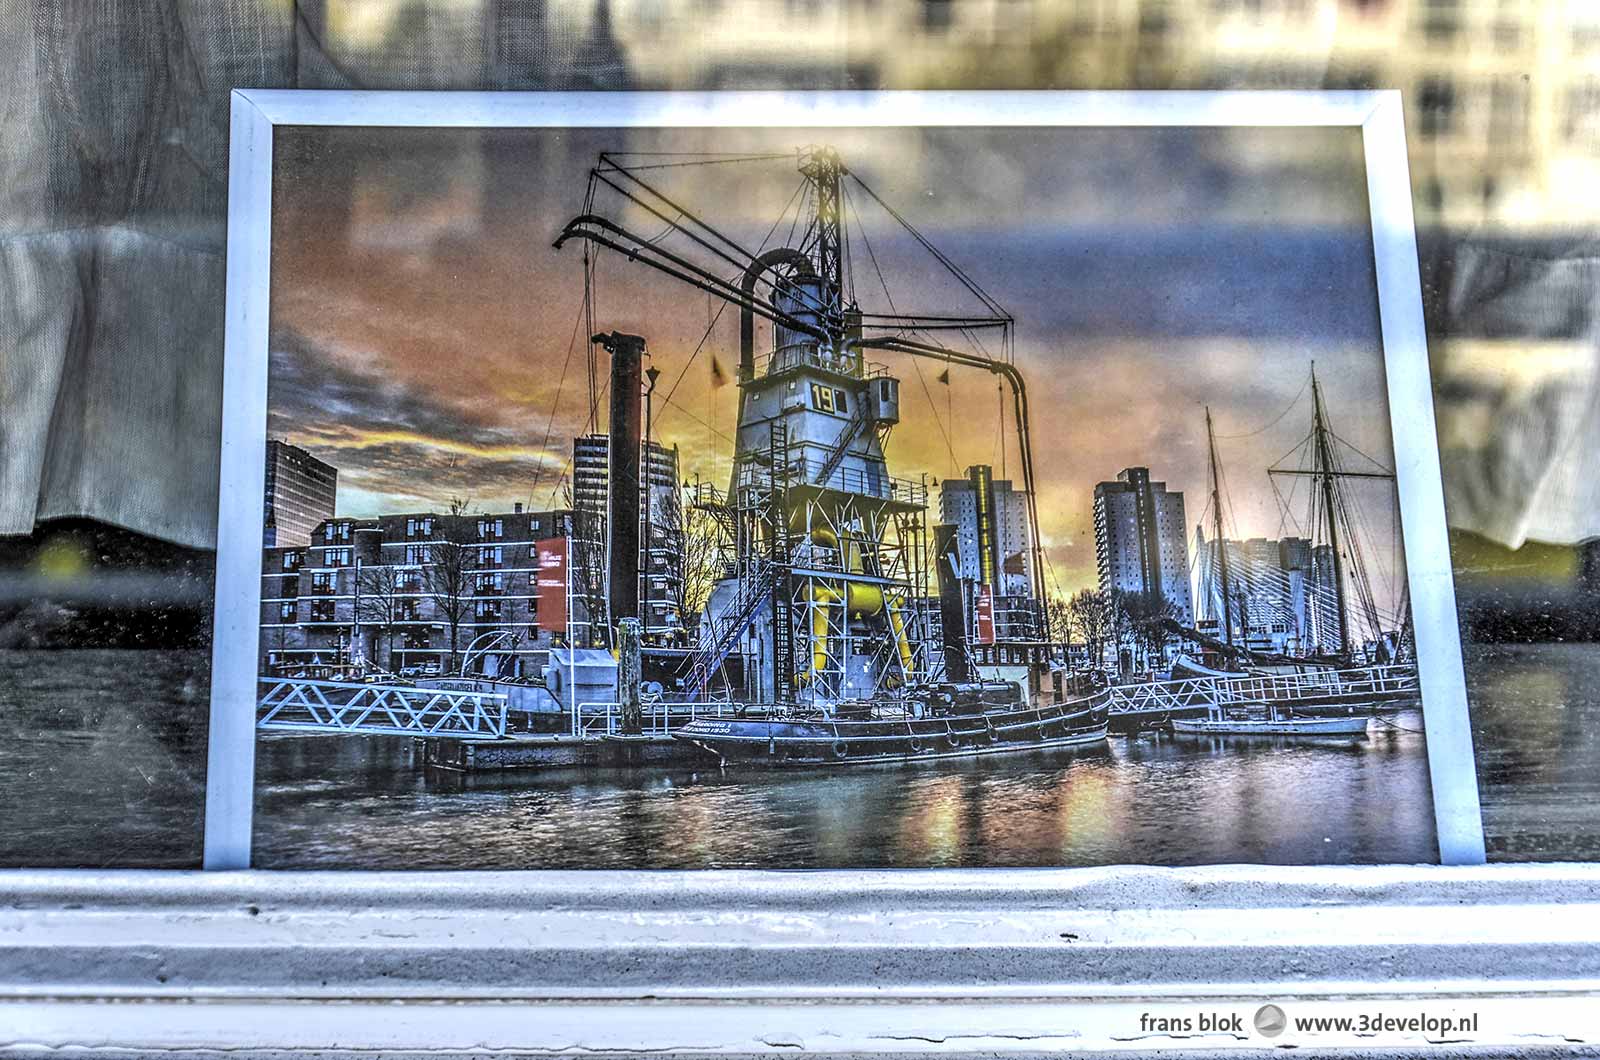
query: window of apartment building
[
  {"left": 406, "top": 517, "right": 434, "bottom": 539},
  {"left": 399, "top": 599, "right": 423, "bottom": 622},
  {"left": 1138, "top": 5, "right": 1171, "bottom": 38},
  {"left": 478, "top": 518, "right": 504, "bottom": 540},
  {"left": 405, "top": 544, "right": 431, "bottom": 565},
  {"left": 480, "top": 546, "right": 504, "bottom": 568},
  {"left": 325, "top": 547, "right": 352, "bottom": 567},
  {"left": 397, "top": 570, "right": 422, "bottom": 594},
  {"left": 309, "top": 600, "right": 336, "bottom": 623},
  {"left": 1417, "top": 77, "right": 1457, "bottom": 137},
  {"left": 1573, "top": 10, "right": 1600, "bottom": 54},
  {"left": 492, "top": 0, "right": 546, "bottom": 64},
  {"left": 474, "top": 600, "right": 504, "bottom": 620},
  {"left": 278, "top": 601, "right": 297, "bottom": 622},
  {"left": 323, "top": 521, "right": 351, "bottom": 543},
  {"left": 282, "top": 551, "right": 302, "bottom": 571},
  {"left": 1489, "top": 77, "right": 1528, "bottom": 139},
  {"left": 1493, "top": 17, "right": 1521, "bottom": 51},
  {"left": 311, "top": 571, "right": 336, "bottom": 594},
  {"left": 1419, "top": 0, "right": 1459, "bottom": 44},
  {"left": 476, "top": 572, "right": 505, "bottom": 593},
  {"left": 1563, "top": 80, "right": 1600, "bottom": 142}
]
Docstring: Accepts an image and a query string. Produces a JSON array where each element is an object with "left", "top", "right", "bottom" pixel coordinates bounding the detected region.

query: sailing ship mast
[
  {"left": 1268, "top": 362, "right": 1398, "bottom": 661},
  {"left": 1310, "top": 368, "right": 1351, "bottom": 656},
  {"left": 1205, "top": 407, "right": 1234, "bottom": 646}
]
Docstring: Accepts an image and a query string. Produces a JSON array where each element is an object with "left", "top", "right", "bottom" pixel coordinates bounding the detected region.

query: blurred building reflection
[{"left": 302, "top": 0, "right": 1598, "bottom": 226}]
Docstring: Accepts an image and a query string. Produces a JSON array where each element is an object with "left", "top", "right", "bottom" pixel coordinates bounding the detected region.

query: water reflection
[
  {"left": 252, "top": 713, "right": 1437, "bottom": 869},
  {"left": 1469, "top": 643, "right": 1600, "bottom": 861},
  {"left": 16, "top": 644, "right": 1598, "bottom": 868}
]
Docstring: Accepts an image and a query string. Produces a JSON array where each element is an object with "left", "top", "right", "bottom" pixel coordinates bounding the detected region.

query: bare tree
[
  {"left": 356, "top": 565, "right": 405, "bottom": 673},
  {"left": 1067, "top": 588, "right": 1112, "bottom": 669},
  {"left": 1118, "top": 588, "right": 1177, "bottom": 670},
  {"left": 1044, "top": 592, "right": 1074, "bottom": 648},
  {"left": 671, "top": 501, "right": 727, "bottom": 634},
  {"left": 563, "top": 479, "right": 607, "bottom": 648},
  {"left": 422, "top": 516, "right": 477, "bottom": 674}
]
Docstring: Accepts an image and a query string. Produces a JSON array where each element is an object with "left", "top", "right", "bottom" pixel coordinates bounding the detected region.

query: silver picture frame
[{"left": 207, "top": 89, "right": 1484, "bottom": 868}]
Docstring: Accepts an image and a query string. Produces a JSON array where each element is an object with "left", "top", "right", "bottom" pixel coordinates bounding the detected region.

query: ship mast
[
  {"left": 1310, "top": 365, "right": 1351, "bottom": 657},
  {"left": 1205, "top": 406, "right": 1233, "bottom": 646}
]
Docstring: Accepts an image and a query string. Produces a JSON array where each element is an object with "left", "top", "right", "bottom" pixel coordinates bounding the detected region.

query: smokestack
[
  {"left": 594, "top": 331, "right": 646, "bottom": 626},
  {"left": 934, "top": 523, "right": 971, "bottom": 684}
]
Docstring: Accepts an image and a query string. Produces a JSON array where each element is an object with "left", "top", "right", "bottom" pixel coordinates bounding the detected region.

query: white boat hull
[{"left": 1172, "top": 715, "right": 1370, "bottom": 737}]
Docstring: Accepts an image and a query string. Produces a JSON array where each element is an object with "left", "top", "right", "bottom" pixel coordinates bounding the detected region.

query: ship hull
[
  {"left": 674, "top": 692, "right": 1110, "bottom": 767},
  {"left": 1171, "top": 714, "right": 1370, "bottom": 737}
]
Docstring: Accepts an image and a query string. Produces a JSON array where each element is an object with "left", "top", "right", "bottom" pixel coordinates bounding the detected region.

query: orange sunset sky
[{"left": 268, "top": 123, "right": 1406, "bottom": 606}]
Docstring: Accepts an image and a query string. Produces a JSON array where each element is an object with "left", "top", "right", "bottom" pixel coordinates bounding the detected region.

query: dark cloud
[{"left": 269, "top": 123, "right": 1398, "bottom": 594}]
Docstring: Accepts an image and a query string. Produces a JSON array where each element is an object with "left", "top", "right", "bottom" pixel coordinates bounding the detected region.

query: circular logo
[{"left": 1254, "top": 1004, "right": 1287, "bottom": 1038}]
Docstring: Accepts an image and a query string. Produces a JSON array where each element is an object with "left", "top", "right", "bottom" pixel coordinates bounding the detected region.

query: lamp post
[{"left": 643, "top": 365, "right": 661, "bottom": 643}]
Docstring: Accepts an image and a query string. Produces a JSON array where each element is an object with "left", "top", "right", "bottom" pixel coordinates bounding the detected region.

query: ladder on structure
[
  {"left": 768, "top": 421, "right": 796, "bottom": 704},
  {"left": 811, "top": 404, "right": 869, "bottom": 488},
  {"left": 683, "top": 564, "right": 776, "bottom": 699}
]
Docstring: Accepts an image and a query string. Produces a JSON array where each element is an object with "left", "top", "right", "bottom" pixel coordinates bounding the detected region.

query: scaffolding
[{"left": 711, "top": 421, "right": 932, "bottom": 709}]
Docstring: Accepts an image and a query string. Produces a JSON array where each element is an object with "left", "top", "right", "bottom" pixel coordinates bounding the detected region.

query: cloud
[{"left": 268, "top": 124, "right": 1400, "bottom": 597}]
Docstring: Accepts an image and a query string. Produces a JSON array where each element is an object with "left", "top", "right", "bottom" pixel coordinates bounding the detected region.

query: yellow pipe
[
  {"left": 845, "top": 582, "right": 883, "bottom": 617},
  {"left": 887, "top": 592, "right": 915, "bottom": 680},
  {"left": 804, "top": 584, "right": 840, "bottom": 683}
]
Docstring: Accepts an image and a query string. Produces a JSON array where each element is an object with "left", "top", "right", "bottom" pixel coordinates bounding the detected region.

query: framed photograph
[{"left": 205, "top": 89, "right": 1483, "bottom": 875}]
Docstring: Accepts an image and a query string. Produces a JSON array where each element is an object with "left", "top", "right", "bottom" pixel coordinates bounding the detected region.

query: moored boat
[
  {"left": 1171, "top": 700, "right": 1370, "bottom": 738},
  {"left": 675, "top": 676, "right": 1110, "bottom": 767}
]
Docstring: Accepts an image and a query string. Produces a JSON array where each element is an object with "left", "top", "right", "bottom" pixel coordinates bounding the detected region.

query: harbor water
[
  {"left": 0, "top": 648, "right": 1457, "bottom": 868},
  {"left": 248, "top": 719, "right": 1436, "bottom": 868},
  {"left": 7, "top": 645, "right": 1600, "bottom": 867}
]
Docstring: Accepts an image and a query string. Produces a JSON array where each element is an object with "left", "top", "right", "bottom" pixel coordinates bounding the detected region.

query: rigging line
[
  {"left": 527, "top": 272, "right": 589, "bottom": 508},
  {"left": 581, "top": 179, "right": 838, "bottom": 334},
  {"left": 1215, "top": 374, "right": 1312, "bottom": 440},
  {"left": 1327, "top": 430, "right": 1397, "bottom": 475},
  {"left": 582, "top": 176, "right": 599, "bottom": 437},
  {"left": 1266, "top": 430, "right": 1316, "bottom": 473},
  {"left": 848, "top": 171, "right": 1011, "bottom": 322},
  {"left": 850, "top": 194, "right": 959, "bottom": 474},
  {"left": 595, "top": 157, "right": 766, "bottom": 264},
  {"left": 602, "top": 150, "right": 796, "bottom": 156},
  {"left": 599, "top": 154, "right": 793, "bottom": 171},
  {"left": 588, "top": 171, "right": 834, "bottom": 330},
  {"left": 544, "top": 462, "right": 572, "bottom": 510},
  {"left": 638, "top": 210, "right": 688, "bottom": 247},
  {"left": 587, "top": 170, "right": 761, "bottom": 282},
  {"left": 654, "top": 394, "right": 735, "bottom": 445},
  {"left": 658, "top": 179, "right": 808, "bottom": 413}
]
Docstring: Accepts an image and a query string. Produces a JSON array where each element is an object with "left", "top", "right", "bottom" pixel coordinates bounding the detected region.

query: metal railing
[
  {"left": 575, "top": 700, "right": 746, "bottom": 739},
  {"left": 1107, "top": 663, "right": 1420, "bottom": 718},
  {"left": 257, "top": 678, "right": 510, "bottom": 739}
]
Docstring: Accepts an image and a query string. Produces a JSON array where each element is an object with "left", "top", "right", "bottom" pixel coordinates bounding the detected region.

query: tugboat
[{"left": 675, "top": 674, "right": 1110, "bottom": 767}]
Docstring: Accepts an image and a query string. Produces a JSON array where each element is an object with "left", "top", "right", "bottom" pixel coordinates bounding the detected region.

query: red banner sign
[
  {"left": 535, "top": 537, "right": 569, "bottom": 635},
  {"left": 974, "top": 584, "right": 996, "bottom": 646}
]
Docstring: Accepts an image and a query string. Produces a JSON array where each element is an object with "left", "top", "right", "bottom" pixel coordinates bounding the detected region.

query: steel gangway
[
  {"left": 257, "top": 678, "right": 510, "bottom": 739},
  {"left": 1106, "top": 663, "right": 1420, "bottom": 719},
  {"left": 683, "top": 564, "right": 776, "bottom": 698}
]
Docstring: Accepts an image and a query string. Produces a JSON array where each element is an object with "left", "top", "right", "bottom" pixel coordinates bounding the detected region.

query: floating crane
[{"left": 554, "top": 146, "right": 1044, "bottom": 707}]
